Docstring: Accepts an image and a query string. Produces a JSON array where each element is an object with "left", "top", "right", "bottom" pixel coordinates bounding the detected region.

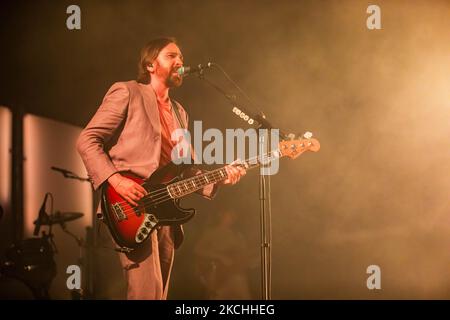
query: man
[{"left": 76, "top": 37, "right": 245, "bottom": 299}]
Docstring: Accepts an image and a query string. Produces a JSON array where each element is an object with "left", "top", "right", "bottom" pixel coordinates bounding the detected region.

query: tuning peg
[
  {"left": 303, "top": 131, "right": 313, "bottom": 139},
  {"left": 287, "top": 133, "right": 296, "bottom": 140}
]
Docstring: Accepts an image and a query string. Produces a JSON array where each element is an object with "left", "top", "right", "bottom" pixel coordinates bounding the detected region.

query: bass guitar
[{"left": 101, "top": 135, "right": 320, "bottom": 250}]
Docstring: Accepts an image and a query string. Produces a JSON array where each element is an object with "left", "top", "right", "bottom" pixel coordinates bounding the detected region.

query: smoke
[{"left": 2, "top": 0, "right": 449, "bottom": 299}]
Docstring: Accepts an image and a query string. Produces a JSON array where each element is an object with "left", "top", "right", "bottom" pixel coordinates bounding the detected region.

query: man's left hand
[{"left": 219, "top": 163, "right": 247, "bottom": 185}]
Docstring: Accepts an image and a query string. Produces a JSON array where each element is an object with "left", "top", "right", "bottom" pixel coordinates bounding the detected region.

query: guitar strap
[
  {"left": 170, "top": 99, "right": 186, "bottom": 129},
  {"left": 170, "top": 98, "right": 197, "bottom": 164}
]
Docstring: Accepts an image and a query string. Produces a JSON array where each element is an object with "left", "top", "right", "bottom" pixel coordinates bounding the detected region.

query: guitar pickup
[{"left": 112, "top": 203, "right": 127, "bottom": 221}]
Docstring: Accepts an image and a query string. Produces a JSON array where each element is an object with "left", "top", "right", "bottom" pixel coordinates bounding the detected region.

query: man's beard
[{"left": 166, "top": 73, "right": 183, "bottom": 88}]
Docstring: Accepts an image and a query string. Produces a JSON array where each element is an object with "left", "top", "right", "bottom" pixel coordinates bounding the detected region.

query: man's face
[{"left": 152, "top": 42, "right": 184, "bottom": 88}]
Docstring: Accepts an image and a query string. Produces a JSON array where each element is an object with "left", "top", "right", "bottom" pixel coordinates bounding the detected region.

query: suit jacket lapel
[{"left": 138, "top": 83, "right": 162, "bottom": 135}]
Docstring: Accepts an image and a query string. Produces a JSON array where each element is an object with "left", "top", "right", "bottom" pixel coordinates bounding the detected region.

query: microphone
[
  {"left": 177, "top": 62, "right": 213, "bottom": 76},
  {"left": 33, "top": 193, "right": 49, "bottom": 236}
]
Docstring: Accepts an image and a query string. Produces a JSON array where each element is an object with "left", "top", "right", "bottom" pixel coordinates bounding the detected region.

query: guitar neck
[{"left": 167, "top": 149, "right": 282, "bottom": 199}]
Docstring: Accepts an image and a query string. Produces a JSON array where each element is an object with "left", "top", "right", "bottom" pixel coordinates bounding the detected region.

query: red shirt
[{"left": 157, "top": 99, "right": 183, "bottom": 167}]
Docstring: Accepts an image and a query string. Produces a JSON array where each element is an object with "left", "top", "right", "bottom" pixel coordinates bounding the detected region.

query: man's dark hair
[{"left": 137, "top": 37, "right": 177, "bottom": 84}]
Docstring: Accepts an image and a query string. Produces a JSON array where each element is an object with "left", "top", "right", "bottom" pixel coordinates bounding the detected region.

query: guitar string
[
  {"left": 116, "top": 154, "right": 272, "bottom": 217},
  {"left": 107, "top": 139, "right": 311, "bottom": 214},
  {"left": 115, "top": 152, "right": 277, "bottom": 217},
  {"left": 117, "top": 138, "right": 313, "bottom": 219},
  {"left": 117, "top": 151, "right": 276, "bottom": 209},
  {"left": 113, "top": 151, "right": 275, "bottom": 207},
  {"left": 116, "top": 170, "right": 229, "bottom": 218}
]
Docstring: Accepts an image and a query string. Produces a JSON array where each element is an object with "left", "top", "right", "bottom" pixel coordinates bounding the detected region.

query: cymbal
[{"left": 34, "top": 211, "right": 84, "bottom": 226}]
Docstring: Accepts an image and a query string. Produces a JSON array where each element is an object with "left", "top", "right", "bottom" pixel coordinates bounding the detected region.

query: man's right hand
[{"left": 108, "top": 173, "right": 147, "bottom": 206}]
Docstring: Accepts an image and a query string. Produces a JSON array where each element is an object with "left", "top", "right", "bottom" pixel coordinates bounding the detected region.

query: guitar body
[{"left": 101, "top": 162, "right": 196, "bottom": 250}]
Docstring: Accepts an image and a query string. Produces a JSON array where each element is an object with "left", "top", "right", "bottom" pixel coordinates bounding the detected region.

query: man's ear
[{"left": 146, "top": 63, "right": 154, "bottom": 73}]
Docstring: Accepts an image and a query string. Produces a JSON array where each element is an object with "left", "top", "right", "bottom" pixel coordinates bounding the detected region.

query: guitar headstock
[{"left": 278, "top": 132, "right": 320, "bottom": 159}]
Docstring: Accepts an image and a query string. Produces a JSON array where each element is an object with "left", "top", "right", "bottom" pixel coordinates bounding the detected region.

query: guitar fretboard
[{"left": 167, "top": 149, "right": 281, "bottom": 199}]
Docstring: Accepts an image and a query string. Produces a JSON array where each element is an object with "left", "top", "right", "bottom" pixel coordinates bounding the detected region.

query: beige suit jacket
[{"left": 77, "top": 80, "right": 216, "bottom": 248}]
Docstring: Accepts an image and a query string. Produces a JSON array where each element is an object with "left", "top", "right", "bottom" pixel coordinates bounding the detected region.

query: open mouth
[{"left": 173, "top": 67, "right": 183, "bottom": 75}]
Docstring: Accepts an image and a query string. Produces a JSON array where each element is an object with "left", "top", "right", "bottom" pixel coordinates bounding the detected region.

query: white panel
[
  {"left": 0, "top": 106, "right": 12, "bottom": 250},
  {"left": 0, "top": 107, "right": 11, "bottom": 208},
  {"left": 23, "top": 114, "right": 93, "bottom": 299}
]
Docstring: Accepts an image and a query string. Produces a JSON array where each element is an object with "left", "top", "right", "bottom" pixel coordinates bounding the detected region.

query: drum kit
[{"left": 0, "top": 202, "right": 84, "bottom": 300}]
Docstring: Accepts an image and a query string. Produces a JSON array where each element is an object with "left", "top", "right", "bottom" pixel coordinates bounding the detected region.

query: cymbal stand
[{"left": 50, "top": 166, "right": 94, "bottom": 299}]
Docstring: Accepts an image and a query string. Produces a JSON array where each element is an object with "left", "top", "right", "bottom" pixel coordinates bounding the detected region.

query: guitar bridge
[{"left": 112, "top": 203, "right": 127, "bottom": 221}]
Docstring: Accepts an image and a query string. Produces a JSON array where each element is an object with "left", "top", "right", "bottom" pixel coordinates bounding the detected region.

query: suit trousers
[{"left": 117, "top": 226, "right": 175, "bottom": 300}]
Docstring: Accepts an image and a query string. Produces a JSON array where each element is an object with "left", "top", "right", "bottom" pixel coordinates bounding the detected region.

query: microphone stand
[
  {"left": 51, "top": 166, "right": 96, "bottom": 299},
  {"left": 195, "top": 66, "right": 294, "bottom": 300}
]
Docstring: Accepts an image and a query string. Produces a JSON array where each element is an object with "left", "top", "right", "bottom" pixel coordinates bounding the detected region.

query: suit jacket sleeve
[{"left": 76, "top": 82, "right": 130, "bottom": 190}]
